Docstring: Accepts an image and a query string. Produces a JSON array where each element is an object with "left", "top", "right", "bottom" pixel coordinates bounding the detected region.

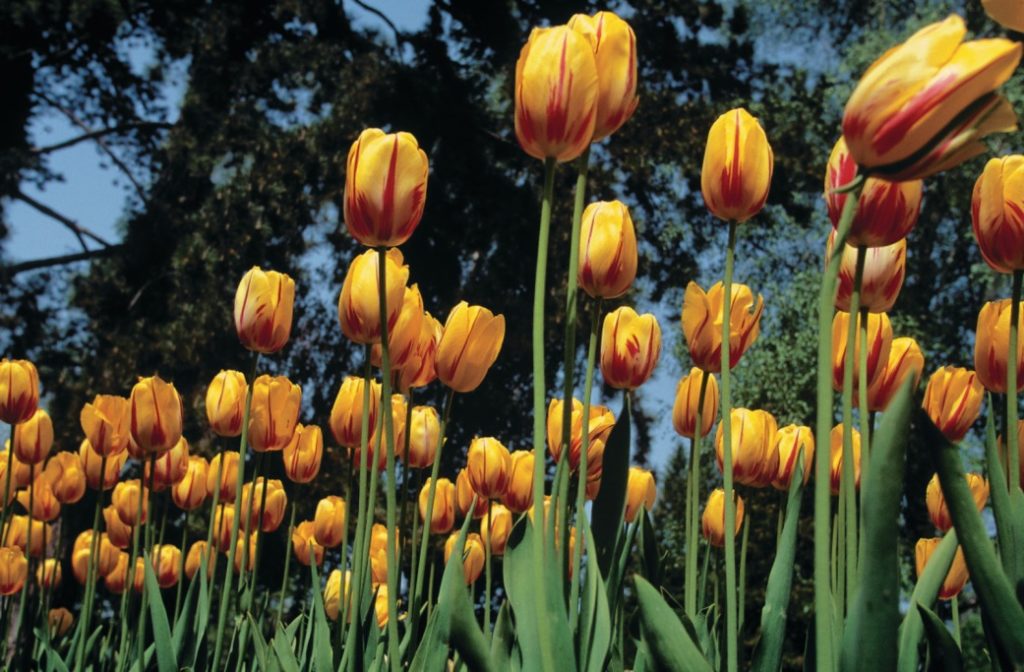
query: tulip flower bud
[
  {"left": 624, "top": 467, "right": 656, "bottom": 523},
  {"left": 339, "top": 249, "right": 409, "bottom": 345},
  {"left": 567, "top": 11, "right": 638, "bottom": 141},
  {"left": 71, "top": 531, "right": 119, "bottom": 583},
  {"left": 241, "top": 477, "right": 288, "bottom": 533},
  {"left": 577, "top": 200, "right": 638, "bottom": 299},
  {"left": 374, "top": 585, "right": 391, "bottom": 629},
  {"left": 112, "top": 479, "right": 149, "bottom": 527},
  {"left": 702, "top": 488, "right": 744, "bottom": 548},
  {"left": 926, "top": 472, "right": 989, "bottom": 533},
  {"left": 172, "top": 456, "right": 209, "bottom": 511},
  {"left": 36, "top": 558, "right": 62, "bottom": 590},
  {"left": 5, "top": 515, "right": 50, "bottom": 558},
  {"left": 104, "top": 552, "right": 130, "bottom": 594},
  {"left": 455, "top": 468, "right": 488, "bottom": 519},
  {"left": 444, "top": 532, "right": 486, "bottom": 585},
  {"left": 436, "top": 302, "right": 506, "bottom": 393},
  {"left": 206, "top": 370, "right": 247, "bottom": 437},
  {"left": 828, "top": 232, "right": 907, "bottom": 313},
  {"left": 42, "top": 452, "right": 86, "bottom": 505},
  {"left": 48, "top": 607, "right": 73, "bottom": 637},
  {"left": 715, "top": 409, "right": 779, "bottom": 488},
  {"left": 324, "top": 569, "right": 353, "bottom": 623},
  {"left": 145, "top": 436, "right": 190, "bottom": 491},
  {"left": 213, "top": 504, "right": 235, "bottom": 553},
  {"left": 0, "top": 444, "right": 31, "bottom": 492},
  {"left": 824, "top": 137, "right": 922, "bottom": 247},
  {"left": 248, "top": 375, "right": 302, "bottom": 453},
  {"left": 330, "top": 376, "right": 381, "bottom": 449},
  {"left": 975, "top": 299, "right": 1024, "bottom": 393},
  {"left": 103, "top": 505, "right": 132, "bottom": 549},
  {"left": 234, "top": 267, "right": 295, "bottom": 354},
  {"left": 466, "top": 437, "right": 511, "bottom": 499},
  {"left": 79, "top": 439, "right": 126, "bottom": 491},
  {"left": 130, "top": 376, "right": 183, "bottom": 456},
  {"left": 12, "top": 408, "right": 53, "bottom": 465},
  {"left": 397, "top": 312, "right": 442, "bottom": 392},
  {"left": 0, "top": 359, "right": 39, "bottom": 425},
  {"left": 481, "top": 503, "right": 513, "bottom": 556},
  {"left": 682, "top": 281, "right": 764, "bottom": 373},
  {"left": 601, "top": 306, "right": 661, "bottom": 389},
  {"left": 983, "top": 0, "right": 1024, "bottom": 31},
  {"left": 974, "top": 156, "right": 1024, "bottom": 273},
  {"left": 771, "top": 425, "right": 815, "bottom": 490},
  {"left": 672, "top": 369, "right": 719, "bottom": 439},
  {"left": 185, "top": 540, "right": 215, "bottom": 580},
  {"left": 546, "top": 398, "right": 615, "bottom": 472},
  {"left": 915, "top": 537, "right": 969, "bottom": 600},
  {"left": 0, "top": 547, "right": 27, "bottom": 595},
  {"left": 18, "top": 477, "right": 59, "bottom": 522},
  {"left": 502, "top": 450, "right": 535, "bottom": 513},
  {"left": 842, "top": 15, "right": 1021, "bottom": 181},
  {"left": 418, "top": 478, "right": 456, "bottom": 535},
  {"left": 283, "top": 424, "right": 323, "bottom": 484},
  {"left": 80, "top": 394, "right": 131, "bottom": 457},
  {"left": 867, "top": 337, "right": 926, "bottom": 412},
  {"left": 923, "top": 366, "right": 985, "bottom": 443},
  {"left": 152, "top": 544, "right": 181, "bottom": 588},
  {"left": 514, "top": 25, "right": 598, "bottom": 162},
  {"left": 701, "top": 108, "right": 773, "bottom": 223},
  {"left": 291, "top": 521, "right": 325, "bottom": 567},
  {"left": 344, "top": 129, "right": 429, "bottom": 248},
  {"left": 831, "top": 311, "right": 893, "bottom": 392},
  {"left": 829, "top": 425, "right": 862, "bottom": 495},
  {"left": 131, "top": 557, "right": 146, "bottom": 593},
  {"left": 372, "top": 284, "right": 425, "bottom": 372},
  {"left": 401, "top": 406, "right": 440, "bottom": 469},
  {"left": 384, "top": 393, "right": 408, "bottom": 457},
  {"left": 233, "top": 533, "right": 257, "bottom": 573},
  {"left": 313, "top": 496, "right": 347, "bottom": 549},
  {"left": 207, "top": 452, "right": 240, "bottom": 502},
  {"left": 368, "top": 523, "right": 398, "bottom": 587}
]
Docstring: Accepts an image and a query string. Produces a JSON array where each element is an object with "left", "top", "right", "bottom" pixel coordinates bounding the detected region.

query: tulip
[
  {"left": 455, "top": 468, "right": 488, "bottom": 519},
  {"left": 103, "top": 505, "right": 132, "bottom": 549},
  {"left": 348, "top": 439, "right": 387, "bottom": 473},
  {"left": 291, "top": 521, "right": 325, "bottom": 567},
  {"left": 702, "top": 488, "right": 745, "bottom": 548},
  {"left": 172, "top": 456, "right": 209, "bottom": 511},
  {"left": 397, "top": 311, "right": 442, "bottom": 392},
  {"left": 152, "top": 544, "right": 182, "bottom": 588},
  {"left": 344, "top": 129, "right": 429, "bottom": 247},
  {"left": 11, "top": 408, "right": 52, "bottom": 465},
  {"left": 248, "top": 375, "right": 301, "bottom": 453},
  {"left": 624, "top": 467, "right": 656, "bottom": 523},
  {"left": 213, "top": 505, "right": 236, "bottom": 553},
  {"left": 104, "top": 552, "right": 130, "bottom": 593},
  {"left": 926, "top": 472, "right": 989, "bottom": 532},
  {"left": 130, "top": 375, "right": 183, "bottom": 455},
  {"left": 207, "top": 452, "right": 240, "bottom": 502},
  {"left": 923, "top": 366, "right": 985, "bottom": 442},
  {"left": 17, "top": 477, "right": 59, "bottom": 522},
  {"left": 672, "top": 369, "right": 719, "bottom": 439},
  {"left": 466, "top": 437, "right": 511, "bottom": 499},
  {"left": 915, "top": 537, "right": 970, "bottom": 600},
  {"left": 36, "top": 558, "right": 62, "bottom": 589},
  {"left": 601, "top": 306, "right": 661, "bottom": 389},
  {"left": 384, "top": 393, "right": 408, "bottom": 458},
  {"left": 975, "top": 299, "right": 1024, "bottom": 393},
  {"left": 185, "top": 540, "right": 216, "bottom": 580},
  {"left": 330, "top": 377, "right": 381, "bottom": 449},
  {"left": 79, "top": 439, "right": 126, "bottom": 491},
  {"left": 831, "top": 311, "right": 893, "bottom": 392},
  {"left": 502, "top": 450, "right": 535, "bottom": 513},
  {"left": 546, "top": 398, "right": 615, "bottom": 471},
  {"left": 480, "top": 503, "right": 512, "bottom": 556},
  {"left": 368, "top": 523, "right": 398, "bottom": 587},
  {"left": 233, "top": 533, "right": 257, "bottom": 573},
  {"left": 829, "top": 425, "right": 862, "bottom": 495},
  {"left": 824, "top": 136, "right": 922, "bottom": 247},
  {"left": 145, "top": 436, "right": 190, "bottom": 491},
  {"left": 682, "top": 281, "right": 764, "bottom": 373},
  {"left": 771, "top": 425, "right": 815, "bottom": 490},
  {"left": 324, "top": 569, "right": 352, "bottom": 622},
  {"left": 436, "top": 302, "right": 506, "bottom": 393},
  {"left": 418, "top": 478, "right": 455, "bottom": 535},
  {"left": 867, "top": 337, "right": 926, "bottom": 412},
  {"left": 373, "top": 584, "right": 391, "bottom": 628},
  {"left": 701, "top": 108, "right": 773, "bottom": 223},
  {"left": 983, "top": 0, "right": 1024, "bottom": 31},
  {"left": 130, "top": 557, "right": 146, "bottom": 593},
  {"left": 577, "top": 200, "right": 638, "bottom": 299},
  {"left": 41, "top": 452, "right": 86, "bottom": 504},
  {"left": 241, "top": 477, "right": 288, "bottom": 533},
  {"left": 283, "top": 424, "right": 323, "bottom": 483},
  {"left": 842, "top": 15, "right": 1022, "bottom": 181},
  {"left": 48, "top": 608, "right": 74, "bottom": 637},
  {"left": 233, "top": 267, "right": 295, "bottom": 354},
  {"left": 0, "top": 359, "right": 39, "bottom": 425},
  {"left": 313, "top": 496, "right": 347, "bottom": 549},
  {"left": 1002, "top": 420, "right": 1024, "bottom": 487},
  {"left": 338, "top": 249, "right": 408, "bottom": 345},
  {"left": 206, "top": 370, "right": 248, "bottom": 437},
  {"left": 973, "top": 156, "right": 1024, "bottom": 274},
  {"left": 715, "top": 409, "right": 779, "bottom": 488},
  {"left": 0, "top": 547, "right": 27, "bottom": 595},
  {"left": 0, "top": 445, "right": 32, "bottom": 492},
  {"left": 444, "top": 531, "right": 486, "bottom": 585},
  {"left": 372, "top": 284, "right": 425, "bottom": 371},
  {"left": 401, "top": 406, "right": 440, "bottom": 469},
  {"left": 112, "top": 479, "right": 149, "bottom": 527},
  {"left": 514, "top": 25, "right": 598, "bottom": 162},
  {"left": 79, "top": 394, "right": 131, "bottom": 457},
  {"left": 828, "top": 232, "right": 907, "bottom": 313},
  {"left": 71, "top": 531, "right": 119, "bottom": 582},
  {"left": 567, "top": 11, "right": 638, "bottom": 141}
]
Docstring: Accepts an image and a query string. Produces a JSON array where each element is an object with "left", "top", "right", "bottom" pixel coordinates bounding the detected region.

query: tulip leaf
[
  {"left": 916, "top": 603, "right": 963, "bottom": 672},
  {"left": 171, "top": 567, "right": 200, "bottom": 659},
  {"left": 896, "top": 529, "right": 958, "bottom": 672},
  {"left": 840, "top": 376, "right": 913, "bottom": 672},
  {"left": 271, "top": 622, "right": 301, "bottom": 672},
  {"left": 751, "top": 452, "right": 805, "bottom": 672},
  {"left": 983, "top": 398, "right": 1024, "bottom": 586},
  {"left": 308, "top": 561, "right": 335, "bottom": 672},
  {"left": 579, "top": 518, "right": 611, "bottom": 672},
  {"left": 592, "top": 402, "right": 632, "bottom": 575},
  {"left": 634, "top": 575, "right": 713, "bottom": 672},
  {"left": 142, "top": 562, "right": 178, "bottom": 672},
  {"left": 247, "top": 613, "right": 271, "bottom": 670},
  {"left": 638, "top": 509, "right": 662, "bottom": 587},
  {"left": 491, "top": 600, "right": 516, "bottom": 670}
]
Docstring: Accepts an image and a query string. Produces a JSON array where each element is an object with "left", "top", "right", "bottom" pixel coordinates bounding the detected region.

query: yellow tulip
[
  {"left": 600, "top": 306, "right": 661, "bottom": 389},
  {"left": 502, "top": 450, "right": 535, "bottom": 513},
  {"left": 373, "top": 584, "right": 391, "bottom": 628},
  {"left": 923, "top": 366, "right": 985, "bottom": 442},
  {"left": 103, "top": 505, "right": 132, "bottom": 549},
  {"left": 12, "top": 408, "right": 52, "bottom": 465},
  {"left": 36, "top": 558, "right": 62, "bottom": 590},
  {"left": 103, "top": 552, "right": 130, "bottom": 593},
  {"left": 418, "top": 478, "right": 455, "bottom": 535},
  {"left": 207, "top": 452, "right": 239, "bottom": 502},
  {"left": 283, "top": 424, "right": 323, "bottom": 484},
  {"left": 185, "top": 540, "right": 216, "bottom": 580},
  {"left": 17, "top": 477, "right": 60, "bottom": 521},
  {"left": 372, "top": 284, "right": 425, "bottom": 371},
  {"left": 0, "top": 359, "right": 39, "bottom": 425},
  {"left": 291, "top": 521, "right": 325, "bottom": 567},
  {"left": 145, "top": 436, "right": 190, "bottom": 491},
  {"left": 546, "top": 398, "right": 615, "bottom": 471},
  {"left": 915, "top": 537, "right": 969, "bottom": 600},
  {"left": 975, "top": 299, "right": 1024, "bottom": 393},
  {"left": 240, "top": 477, "right": 288, "bottom": 533},
  {"left": 455, "top": 468, "right": 488, "bottom": 519},
  {"left": 152, "top": 544, "right": 182, "bottom": 588},
  {"left": 466, "top": 437, "right": 511, "bottom": 500},
  {"left": 867, "top": 337, "right": 925, "bottom": 412},
  {"left": 79, "top": 439, "right": 126, "bottom": 491},
  {"left": 70, "top": 531, "right": 119, "bottom": 582},
  {"left": 329, "top": 376, "right": 381, "bottom": 449},
  {"left": 983, "top": 0, "right": 1024, "bottom": 31},
  {"left": 338, "top": 248, "right": 408, "bottom": 345},
  {"left": 681, "top": 281, "right": 764, "bottom": 373},
  {"left": 577, "top": 200, "right": 638, "bottom": 299},
  {"left": 129, "top": 376, "right": 183, "bottom": 455},
  {"left": 205, "top": 370, "right": 248, "bottom": 437},
  {"left": 702, "top": 488, "right": 744, "bottom": 548},
  {"left": 444, "top": 532, "right": 486, "bottom": 585},
  {"left": 400, "top": 405, "right": 439, "bottom": 469},
  {"left": 926, "top": 472, "right": 989, "bottom": 532},
  {"left": 624, "top": 466, "right": 656, "bottom": 523},
  {"left": 213, "top": 504, "right": 235, "bottom": 553},
  {"left": 396, "top": 311, "right": 442, "bottom": 392},
  {"left": 715, "top": 409, "right": 779, "bottom": 488},
  {"left": 172, "top": 456, "right": 209, "bottom": 511},
  {"left": 436, "top": 302, "right": 506, "bottom": 393},
  {"left": 700, "top": 108, "right": 773, "bottom": 223},
  {"left": 672, "top": 368, "right": 719, "bottom": 439},
  {"left": 831, "top": 311, "right": 893, "bottom": 392},
  {"left": 80, "top": 394, "right": 131, "bottom": 457},
  {"left": 0, "top": 547, "right": 27, "bottom": 595},
  {"left": 368, "top": 523, "right": 398, "bottom": 588},
  {"left": 973, "top": 155, "right": 1024, "bottom": 274},
  {"left": 480, "top": 503, "right": 512, "bottom": 556},
  {"left": 112, "top": 479, "right": 149, "bottom": 527},
  {"left": 828, "top": 232, "right": 906, "bottom": 314},
  {"left": 48, "top": 608, "right": 74, "bottom": 637},
  {"left": 233, "top": 267, "right": 295, "bottom": 354},
  {"left": 324, "top": 569, "right": 352, "bottom": 622},
  {"left": 232, "top": 533, "right": 257, "bottom": 573},
  {"left": 248, "top": 375, "right": 301, "bottom": 453},
  {"left": 568, "top": 11, "right": 639, "bottom": 141},
  {"left": 829, "top": 425, "right": 862, "bottom": 495},
  {"left": 771, "top": 425, "right": 815, "bottom": 490},
  {"left": 41, "top": 452, "right": 86, "bottom": 504},
  {"left": 313, "top": 495, "right": 347, "bottom": 549}
]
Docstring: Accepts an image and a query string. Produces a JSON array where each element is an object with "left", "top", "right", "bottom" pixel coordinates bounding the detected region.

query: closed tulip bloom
[
  {"left": 42, "top": 452, "right": 86, "bottom": 504},
  {"left": 185, "top": 541, "right": 215, "bottom": 580},
  {"left": 401, "top": 406, "right": 440, "bottom": 469},
  {"left": 984, "top": 0, "right": 1024, "bottom": 31},
  {"left": 313, "top": 496, "right": 347, "bottom": 549},
  {"left": 130, "top": 376, "right": 183, "bottom": 455},
  {"left": 112, "top": 480, "right": 149, "bottom": 527},
  {"left": 71, "top": 531, "right": 119, "bottom": 582},
  {"left": 682, "top": 281, "right": 764, "bottom": 373},
  {"left": 48, "top": 608, "right": 74, "bottom": 638},
  {"left": 867, "top": 337, "right": 926, "bottom": 412},
  {"left": 831, "top": 311, "right": 893, "bottom": 392},
  {"left": 568, "top": 11, "right": 638, "bottom": 141},
  {"left": 824, "top": 137, "right": 922, "bottom": 247},
  {"left": 829, "top": 425, "right": 862, "bottom": 495},
  {"left": 481, "top": 503, "right": 513, "bottom": 556},
  {"left": 152, "top": 545, "right": 181, "bottom": 588},
  {"left": 283, "top": 424, "right": 323, "bottom": 484},
  {"left": 418, "top": 478, "right": 456, "bottom": 535},
  {"left": 624, "top": 467, "right": 656, "bottom": 523},
  {"left": 927, "top": 472, "right": 990, "bottom": 532},
  {"left": 916, "top": 538, "right": 970, "bottom": 600},
  {"left": 1, "top": 445, "right": 32, "bottom": 491},
  {"left": 467, "top": 437, "right": 511, "bottom": 499},
  {"left": 103, "top": 505, "right": 132, "bottom": 549},
  {"left": 213, "top": 505, "right": 235, "bottom": 552},
  {"left": 701, "top": 108, "right": 773, "bottom": 222},
  {"left": 206, "top": 370, "right": 247, "bottom": 437},
  {"left": 546, "top": 398, "right": 616, "bottom": 471},
  {"left": 373, "top": 584, "right": 391, "bottom": 628},
  {"left": 502, "top": 451, "right": 535, "bottom": 513},
  {"left": 0, "top": 359, "right": 39, "bottom": 425},
  {"left": 456, "top": 468, "right": 488, "bottom": 519},
  {"left": 291, "top": 521, "right": 325, "bottom": 567},
  {"left": 344, "top": 129, "right": 429, "bottom": 247},
  {"left": 383, "top": 393, "right": 408, "bottom": 458},
  {"left": 241, "top": 478, "right": 288, "bottom": 533},
  {"left": 672, "top": 369, "right": 720, "bottom": 439},
  {"left": 923, "top": 366, "right": 985, "bottom": 442},
  {"left": 828, "top": 232, "right": 907, "bottom": 313},
  {"left": 601, "top": 307, "right": 661, "bottom": 389},
  {"left": 103, "top": 552, "right": 130, "bottom": 593},
  {"left": 372, "top": 284, "right": 425, "bottom": 371},
  {"left": 368, "top": 523, "right": 398, "bottom": 587},
  {"left": 397, "top": 312, "right": 442, "bottom": 392},
  {"left": 578, "top": 200, "right": 638, "bottom": 299},
  {"left": 324, "top": 569, "right": 352, "bottom": 622},
  {"left": 339, "top": 249, "right": 408, "bottom": 345},
  {"left": 842, "top": 15, "right": 1022, "bottom": 181},
  {"left": 172, "top": 456, "right": 209, "bottom": 511},
  {"left": 702, "top": 488, "right": 745, "bottom": 548},
  {"left": 207, "top": 452, "right": 239, "bottom": 502},
  {"left": 6, "top": 516, "right": 50, "bottom": 557},
  {"left": 130, "top": 557, "right": 146, "bottom": 593},
  {"left": 0, "top": 547, "right": 27, "bottom": 595},
  {"left": 248, "top": 375, "right": 301, "bottom": 453},
  {"left": 349, "top": 440, "right": 387, "bottom": 474},
  {"left": 975, "top": 299, "right": 1024, "bottom": 393},
  {"left": 771, "top": 425, "right": 815, "bottom": 490},
  {"left": 145, "top": 436, "right": 190, "bottom": 491},
  {"left": 715, "top": 409, "right": 779, "bottom": 488},
  {"left": 36, "top": 558, "right": 61, "bottom": 590},
  {"left": 974, "top": 156, "right": 1024, "bottom": 274},
  {"left": 330, "top": 377, "right": 381, "bottom": 449},
  {"left": 436, "top": 302, "right": 506, "bottom": 393},
  {"left": 232, "top": 533, "right": 257, "bottom": 573},
  {"left": 80, "top": 395, "right": 130, "bottom": 457},
  {"left": 444, "top": 532, "right": 486, "bottom": 585},
  {"left": 79, "top": 439, "right": 126, "bottom": 491},
  {"left": 12, "top": 408, "right": 53, "bottom": 464},
  {"left": 18, "top": 479, "right": 60, "bottom": 522},
  {"left": 514, "top": 25, "right": 598, "bottom": 162},
  {"left": 234, "top": 267, "right": 295, "bottom": 354}
]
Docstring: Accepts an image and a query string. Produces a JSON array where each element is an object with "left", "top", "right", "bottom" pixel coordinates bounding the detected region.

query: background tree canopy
[{"left": 1, "top": 0, "right": 1019, "bottom": 667}]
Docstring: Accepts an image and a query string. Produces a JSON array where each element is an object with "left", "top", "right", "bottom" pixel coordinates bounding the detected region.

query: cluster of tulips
[{"left": 4, "top": 2, "right": 1024, "bottom": 670}]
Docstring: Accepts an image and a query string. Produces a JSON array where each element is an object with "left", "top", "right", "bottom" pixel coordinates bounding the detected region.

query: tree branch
[
  {"left": 31, "top": 122, "right": 173, "bottom": 155},
  {"left": 13, "top": 190, "right": 114, "bottom": 250},
  {"left": 350, "top": 0, "right": 404, "bottom": 44},
  {"left": 1, "top": 245, "right": 124, "bottom": 279}
]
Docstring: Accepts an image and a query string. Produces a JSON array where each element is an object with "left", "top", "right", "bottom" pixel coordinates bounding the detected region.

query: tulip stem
[
  {"left": 738, "top": 513, "right": 750, "bottom": 634},
  {"left": 204, "top": 453, "right": 225, "bottom": 590},
  {"left": 173, "top": 510, "right": 189, "bottom": 624},
  {"left": 118, "top": 468, "right": 143, "bottom": 668},
  {"left": 685, "top": 371, "right": 711, "bottom": 619},
  {"left": 276, "top": 502, "right": 298, "bottom": 626},
  {"left": 138, "top": 454, "right": 158, "bottom": 672},
  {"left": 484, "top": 497, "right": 493, "bottom": 637},
  {"left": 858, "top": 303, "right": 871, "bottom": 463},
  {"left": 74, "top": 449, "right": 108, "bottom": 671},
  {"left": 339, "top": 448, "right": 355, "bottom": 648},
  {"left": 815, "top": 174, "right": 864, "bottom": 671},
  {"left": 399, "top": 390, "right": 413, "bottom": 588},
  {"left": 721, "top": 219, "right": 739, "bottom": 672},
  {"left": 952, "top": 596, "right": 961, "bottom": 647},
  {"left": 0, "top": 429, "right": 14, "bottom": 545},
  {"left": 235, "top": 452, "right": 271, "bottom": 671},
  {"left": 841, "top": 246, "right": 865, "bottom": 610},
  {"left": 1008, "top": 269, "right": 1022, "bottom": 495}
]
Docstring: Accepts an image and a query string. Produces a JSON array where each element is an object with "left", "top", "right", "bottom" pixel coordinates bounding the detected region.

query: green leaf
[
  {"left": 634, "top": 575, "right": 713, "bottom": 672},
  {"left": 579, "top": 518, "right": 611, "bottom": 672},
  {"left": 248, "top": 613, "right": 271, "bottom": 670},
  {"left": 916, "top": 603, "right": 963, "bottom": 672},
  {"left": 840, "top": 376, "right": 913, "bottom": 672},
  {"left": 172, "top": 568, "right": 200, "bottom": 658},
  {"left": 271, "top": 622, "right": 302, "bottom": 672},
  {"left": 896, "top": 530, "right": 958, "bottom": 672},
  {"left": 308, "top": 561, "right": 335, "bottom": 672},
  {"left": 983, "top": 398, "right": 1024, "bottom": 586},
  {"left": 592, "top": 406, "right": 631, "bottom": 575},
  {"left": 638, "top": 509, "right": 661, "bottom": 587},
  {"left": 145, "top": 562, "right": 178, "bottom": 672},
  {"left": 491, "top": 601, "right": 515, "bottom": 671}
]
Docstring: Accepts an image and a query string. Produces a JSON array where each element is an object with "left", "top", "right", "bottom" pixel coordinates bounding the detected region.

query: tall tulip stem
[
  {"left": 858, "top": 304, "right": 871, "bottom": 462},
  {"left": 74, "top": 449, "right": 108, "bottom": 671},
  {"left": 1008, "top": 269, "right": 1022, "bottom": 494},
  {"left": 173, "top": 509, "right": 190, "bottom": 623},
  {"left": 0, "top": 431, "right": 14, "bottom": 545},
  {"left": 840, "top": 246, "right": 865, "bottom": 607},
  {"left": 685, "top": 371, "right": 711, "bottom": 619},
  {"left": 275, "top": 497, "right": 297, "bottom": 626},
  {"left": 721, "top": 219, "right": 739, "bottom": 672}
]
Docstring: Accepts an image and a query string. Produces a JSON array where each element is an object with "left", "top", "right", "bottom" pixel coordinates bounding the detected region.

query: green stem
[
  {"left": 399, "top": 390, "right": 413, "bottom": 590},
  {"left": 74, "top": 449, "right": 108, "bottom": 671},
  {"left": 738, "top": 511, "right": 750, "bottom": 635},
  {"left": 685, "top": 372, "right": 711, "bottom": 619},
  {"left": 173, "top": 509, "right": 189, "bottom": 624},
  {"left": 841, "top": 246, "right": 865, "bottom": 610},
  {"left": 722, "top": 219, "right": 738, "bottom": 672},
  {"left": 0, "top": 426, "right": 14, "bottom": 543},
  {"left": 339, "top": 448, "right": 355, "bottom": 649},
  {"left": 858, "top": 303, "right": 871, "bottom": 463},
  {"left": 276, "top": 500, "right": 298, "bottom": 626},
  {"left": 235, "top": 453, "right": 271, "bottom": 671},
  {"left": 138, "top": 454, "right": 157, "bottom": 672},
  {"left": 1008, "top": 269, "right": 1022, "bottom": 494},
  {"left": 952, "top": 597, "right": 961, "bottom": 648},
  {"left": 484, "top": 497, "right": 493, "bottom": 637}
]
